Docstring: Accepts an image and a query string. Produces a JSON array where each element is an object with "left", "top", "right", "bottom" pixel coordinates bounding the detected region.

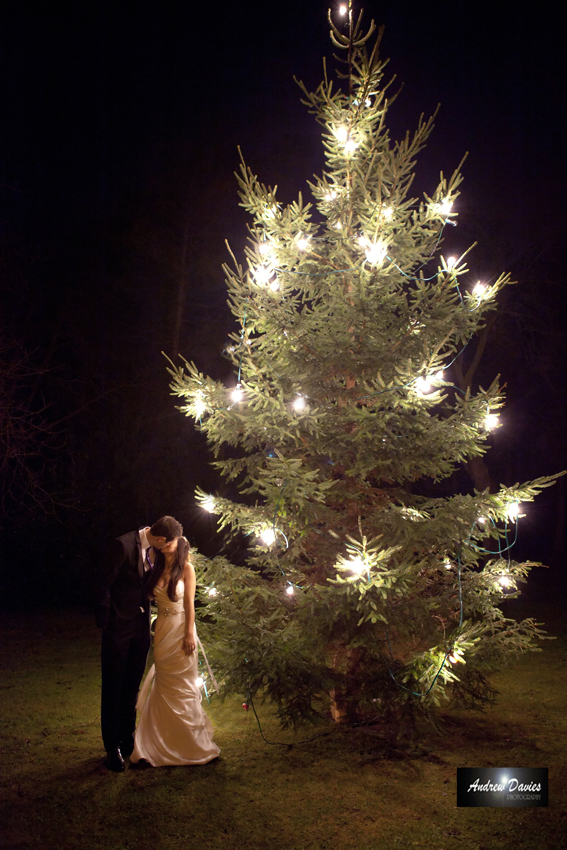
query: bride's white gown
[{"left": 131, "top": 581, "right": 220, "bottom": 766}]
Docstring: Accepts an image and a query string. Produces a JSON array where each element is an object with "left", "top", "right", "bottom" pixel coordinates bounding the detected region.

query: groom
[{"left": 96, "top": 515, "right": 183, "bottom": 772}]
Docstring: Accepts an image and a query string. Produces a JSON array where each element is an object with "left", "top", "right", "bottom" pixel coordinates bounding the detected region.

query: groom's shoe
[{"left": 104, "top": 747, "right": 125, "bottom": 773}]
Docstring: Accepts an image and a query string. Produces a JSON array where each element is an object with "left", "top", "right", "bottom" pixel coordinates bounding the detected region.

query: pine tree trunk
[{"left": 329, "top": 646, "right": 363, "bottom": 723}]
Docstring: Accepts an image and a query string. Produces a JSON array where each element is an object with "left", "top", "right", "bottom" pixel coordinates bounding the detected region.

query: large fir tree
[{"left": 169, "top": 5, "right": 560, "bottom": 729}]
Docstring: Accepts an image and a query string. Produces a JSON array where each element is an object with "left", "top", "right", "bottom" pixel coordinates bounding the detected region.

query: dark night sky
[
  {"left": 3, "top": 2, "right": 563, "bottom": 239},
  {"left": 3, "top": 3, "right": 563, "bottom": 226},
  {"left": 1, "top": 1, "right": 565, "bottom": 599}
]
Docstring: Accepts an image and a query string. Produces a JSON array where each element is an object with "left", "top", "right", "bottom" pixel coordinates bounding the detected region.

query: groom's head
[{"left": 148, "top": 516, "right": 183, "bottom": 549}]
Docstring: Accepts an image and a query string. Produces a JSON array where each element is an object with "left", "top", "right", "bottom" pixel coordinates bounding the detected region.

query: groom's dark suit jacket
[{"left": 96, "top": 530, "right": 151, "bottom": 629}]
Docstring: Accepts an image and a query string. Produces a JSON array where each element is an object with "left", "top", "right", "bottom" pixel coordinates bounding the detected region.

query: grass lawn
[{"left": 1, "top": 600, "right": 566, "bottom": 850}]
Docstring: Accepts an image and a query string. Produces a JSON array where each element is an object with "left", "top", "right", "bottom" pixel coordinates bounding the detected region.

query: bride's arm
[{"left": 181, "top": 557, "right": 197, "bottom": 656}]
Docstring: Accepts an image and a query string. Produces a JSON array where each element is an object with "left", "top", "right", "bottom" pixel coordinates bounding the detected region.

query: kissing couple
[{"left": 96, "top": 516, "right": 219, "bottom": 771}]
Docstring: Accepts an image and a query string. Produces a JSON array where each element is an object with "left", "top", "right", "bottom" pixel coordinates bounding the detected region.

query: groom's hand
[{"left": 182, "top": 635, "right": 195, "bottom": 655}]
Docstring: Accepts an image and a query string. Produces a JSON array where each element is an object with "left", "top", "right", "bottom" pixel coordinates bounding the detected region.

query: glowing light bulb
[
  {"left": 477, "top": 516, "right": 487, "bottom": 525},
  {"left": 365, "top": 242, "right": 387, "bottom": 264},
  {"left": 507, "top": 501, "right": 520, "bottom": 522},
  {"left": 344, "top": 139, "right": 358, "bottom": 154},
  {"left": 260, "top": 528, "right": 276, "bottom": 546},
  {"left": 325, "top": 190, "right": 337, "bottom": 201},
  {"left": 382, "top": 206, "right": 393, "bottom": 220},
  {"left": 444, "top": 559, "right": 452, "bottom": 570},
  {"left": 202, "top": 497, "right": 216, "bottom": 513},
  {"left": 334, "top": 221, "right": 343, "bottom": 230},
  {"left": 446, "top": 256, "right": 457, "bottom": 270},
  {"left": 293, "top": 395, "right": 306, "bottom": 411},
  {"left": 448, "top": 654, "right": 458, "bottom": 664},
  {"left": 231, "top": 385, "right": 244, "bottom": 403},
  {"left": 285, "top": 584, "right": 295, "bottom": 596},
  {"left": 253, "top": 265, "right": 274, "bottom": 286},
  {"left": 339, "top": 5, "right": 347, "bottom": 15},
  {"left": 194, "top": 396, "right": 207, "bottom": 418},
  {"left": 349, "top": 556, "right": 366, "bottom": 576},
  {"left": 473, "top": 281, "right": 487, "bottom": 297},
  {"left": 195, "top": 677, "right": 204, "bottom": 688},
  {"left": 497, "top": 575, "right": 512, "bottom": 588},
  {"left": 334, "top": 125, "right": 349, "bottom": 143},
  {"left": 440, "top": 199, "right": 453, "bottom": 216},
  {"left": 415, "top": 376, "right": 432, "bottom": 395},
  {"left": 485, "top": 413, "right": 500, "bottom": 431},
  {"left": 207, "top": 587, "right": 218, "bottom": 597},
  {"left": 258, "top": 242, "right": 270, "bottom": 256},
  {"left": 297, "top": 236, "right": 310, "bottom": 251}
]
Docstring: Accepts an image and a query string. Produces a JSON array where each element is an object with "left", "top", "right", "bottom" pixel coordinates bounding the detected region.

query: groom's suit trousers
[
  {"left": 101, "top": 609, "right": 151, "bottom": 753},
  {"left": 98, "top": 530, "right": 152, "bottom": 754}
]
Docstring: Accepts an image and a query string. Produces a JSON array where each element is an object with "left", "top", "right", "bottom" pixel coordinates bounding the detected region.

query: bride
[{"left": 130, "top": 535, "right": 220, "bottom": 766}]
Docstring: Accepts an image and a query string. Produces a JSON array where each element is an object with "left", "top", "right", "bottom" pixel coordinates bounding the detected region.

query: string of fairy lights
[
  {"left": 187, "top": 191, "right": 515, "bottom": 698},
  {"left": 248, "top": 200, "right": 461, "bottom": 289},
  {"left": 197, "top": 494, "right": 524, "bottom": 703},
  {"left": 192, "top": 194, "right": 515, "bottom": 599},
  {"left": 197, "top": 492, "right": 524, "bottom": 703},
  {"left": 198, "top": 265, "right": 521, "bottom": 695},
  {"left": 192, "top": 321, "right": 519, "bottom": 703},
  {"left": 192, "top": 202, "right": 498, "bottom": 418},
  {"left": 188, "top": 1, "right": 520, "bottom": 706},
  {"left": 381, "top": 507, "right": 522, "bottom": 697}
]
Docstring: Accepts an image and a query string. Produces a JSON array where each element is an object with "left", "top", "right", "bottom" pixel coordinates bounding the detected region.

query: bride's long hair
[{"left": 146, "top": 537, "right": 190, "bottom": 602}]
